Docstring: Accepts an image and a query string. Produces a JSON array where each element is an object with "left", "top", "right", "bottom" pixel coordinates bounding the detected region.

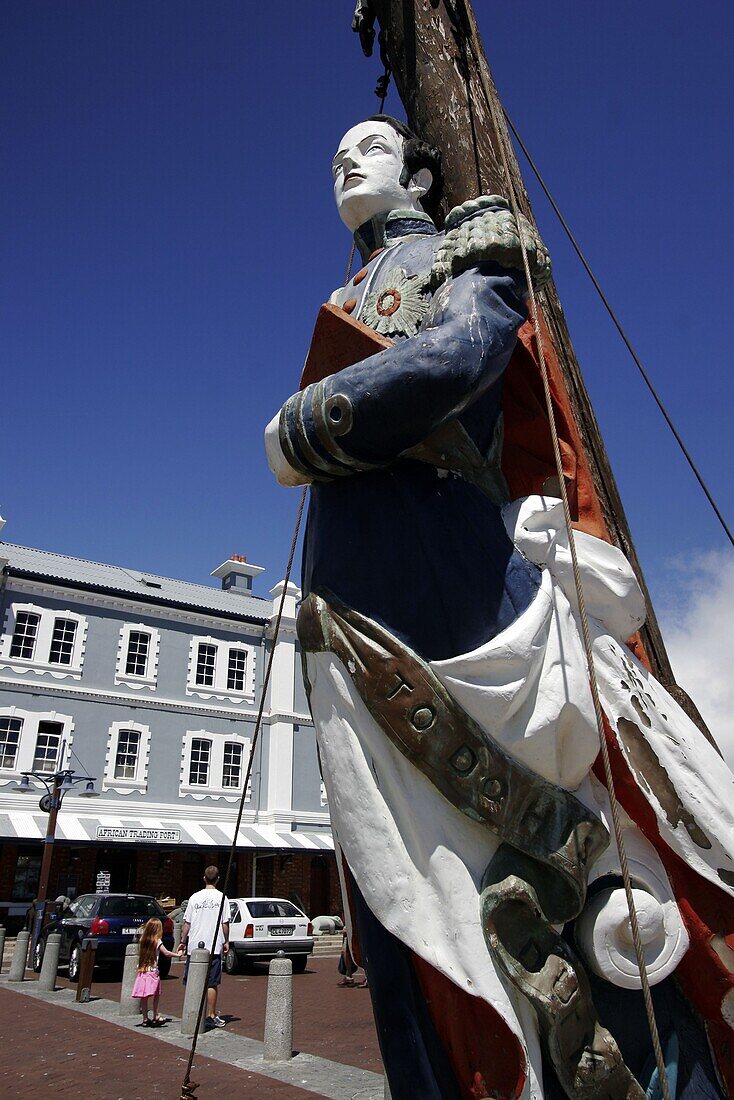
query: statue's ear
[{"left": 408, "top": 167, "right": 433, "bottom": 203}]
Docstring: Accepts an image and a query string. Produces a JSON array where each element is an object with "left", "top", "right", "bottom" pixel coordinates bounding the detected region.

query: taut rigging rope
[
  {"left": 503, "top": 108, "right": 733, "bottom": 550},
  {"left": 468, "top": 23, "right": 674, "bottom": 1100},
  {"left": 180, "top": 486, "right": 307, "bottom": 1099}
]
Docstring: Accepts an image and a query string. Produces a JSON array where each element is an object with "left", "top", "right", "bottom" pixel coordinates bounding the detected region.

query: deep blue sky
[{"left": 2, "top": 1, "right": 732, "bottom": 610}]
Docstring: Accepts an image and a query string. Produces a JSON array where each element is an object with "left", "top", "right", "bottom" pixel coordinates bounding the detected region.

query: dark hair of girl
[
  {"left": 366, "top": 115, "right": 443, "bottom": 220},
  {"left": 138, "top": 918, "right": 163, "bottom": 971}
]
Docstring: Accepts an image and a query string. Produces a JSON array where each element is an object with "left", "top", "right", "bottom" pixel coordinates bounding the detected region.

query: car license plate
[
  {"left": 270, "top": 925, "right": 294, "bottom": 936},
  {"left": 123, "top": 927, "right": 141, "bottom": 935}
]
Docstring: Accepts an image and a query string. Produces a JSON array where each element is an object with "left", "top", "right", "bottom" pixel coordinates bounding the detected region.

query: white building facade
[{"left": 0, "top": 542, "right": 336, "bottom": 922}]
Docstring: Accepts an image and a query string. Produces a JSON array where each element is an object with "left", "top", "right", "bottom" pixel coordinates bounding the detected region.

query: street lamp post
[{"left": 15, "top": 756, "right": 98, "bottom": 955}]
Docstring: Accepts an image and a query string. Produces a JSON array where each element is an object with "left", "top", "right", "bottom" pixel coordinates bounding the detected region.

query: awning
[{"left": 0, "top": 812, "right": 334, "bottom": 851}]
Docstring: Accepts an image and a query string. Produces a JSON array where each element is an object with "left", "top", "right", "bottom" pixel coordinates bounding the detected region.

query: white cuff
[{"left": 264, "top": 413, "right": 312, "bottom": 487}]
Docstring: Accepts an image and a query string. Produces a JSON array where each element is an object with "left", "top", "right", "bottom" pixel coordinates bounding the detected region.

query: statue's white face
[{"left": 332, "top": 121, "right": 432, "bottom": 233}]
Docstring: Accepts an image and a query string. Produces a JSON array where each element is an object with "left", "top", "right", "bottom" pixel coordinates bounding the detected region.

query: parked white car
[{"left": 224, "top": 897, "right": 314, "bottom": 974}]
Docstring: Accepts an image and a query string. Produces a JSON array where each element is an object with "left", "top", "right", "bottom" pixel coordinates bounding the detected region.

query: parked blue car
[{"left": 33, "top": 893, "right": 174, "bottom": 979}]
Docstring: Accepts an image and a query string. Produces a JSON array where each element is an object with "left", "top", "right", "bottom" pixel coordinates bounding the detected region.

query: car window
[
  {"left": 229, "top": 902, "right": 240, "bottom": 923},
  {"left": 100, "top": 896, "right": 165, "bottom": 919},
  {"left": 71, "top": 896, "right": 96, "bottom": 919},
  {"left": 246, "top": 900, "right": 302, "bottom": 919}
]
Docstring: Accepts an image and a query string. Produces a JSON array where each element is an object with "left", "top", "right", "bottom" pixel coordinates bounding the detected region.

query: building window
[
  {"left": 187, "top": 637, "right": 256, "bottom": 699},
  {"left": 48, "top": 618, "right": 78, "bottom": 666},
  {"left": 0, "top": 717, "right": 22, "bottom": 770},
  {"left": 11, "top": 852, "right": 41, "bottom": 901},
  {"left": 196, "top": 644, "right": 217, "bottom": 687},
  {"left": 114, "top": 729, "right": 141, "bottom": 779},
  {"left": 1, "top": 605, "right": 87, "bottom": 678},
  {"left": 180, "top": 730, "right": 251, "bottom": 797},
  {"left": 222, "top": 742, "right": 242, "bottom": 788},
  {"left": 32, "top": 721, "right": 63, "bottom": 772},
  {"left": 125, "top": 631, "right": 150, "bottom": 677},
  {"left": 227, "top": 650, "right": 247, "bottom": 692},
  {"left": 189, "top": 738, "right": 210, "bottom": 785},
  {"left": 9, "top": 611, "right": 40, "bottom": 660},
  {"left": 102, "top": 720, "right": 151, "bottom": 792},
  {"left": 114, "top": 624, "right": 159, "bottom": 690}
]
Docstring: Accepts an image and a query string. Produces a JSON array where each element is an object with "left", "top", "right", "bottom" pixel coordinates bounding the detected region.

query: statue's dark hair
[{"left": 366, "top": 115, "right": 443, "bottom": 220}]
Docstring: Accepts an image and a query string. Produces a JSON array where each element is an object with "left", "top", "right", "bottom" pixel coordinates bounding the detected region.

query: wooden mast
[{"left": 364, "top": 0, "right": 676, "bottom": 687}]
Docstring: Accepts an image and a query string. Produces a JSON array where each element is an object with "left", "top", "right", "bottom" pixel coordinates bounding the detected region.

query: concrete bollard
[
  {"left": 0, "top": 926, "right": 6, "bottom": 972},
  {"left": 384, "top": 1076, "right": 392, "bottom": 1098},
  {"left": 8, "top": 931, "right": 30, "bottom": 982},
  {"left": 38, "top": 932, "right": 61, "bottom": 992},
  {"left": 180, "top": 949, "right": 209, "bottom": 1037},
  {"left": 173, "top": 922, "right": 182, "bottom": 951},
  {"left": 119, "top": 941, "right": 140, "bottom": 1016},
  {"left": 263, "top": 952, "right": 293, "bottom": 1063}
]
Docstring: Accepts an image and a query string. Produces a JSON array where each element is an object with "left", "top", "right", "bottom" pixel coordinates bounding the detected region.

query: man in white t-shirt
[{"left": 180, "top": 865, "right": 230, "bottom": 1028}]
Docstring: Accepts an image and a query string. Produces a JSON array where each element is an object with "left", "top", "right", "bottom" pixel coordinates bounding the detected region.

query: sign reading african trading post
[{"left": 95, "top": 826, "right": 181, "bottom": 844}]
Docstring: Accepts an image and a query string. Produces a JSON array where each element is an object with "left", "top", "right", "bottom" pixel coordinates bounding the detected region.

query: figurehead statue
[
  {"left": 332, "top": 116, "right": 442, "bottom": 233},
  {"left": 265, "top": 117, "right": 734, "bottom": 1100}
]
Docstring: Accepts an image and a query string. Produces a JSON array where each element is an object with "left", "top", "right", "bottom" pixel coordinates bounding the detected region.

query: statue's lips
[{"left": 343, "top": 172, "right": 366, "bottom": 188}]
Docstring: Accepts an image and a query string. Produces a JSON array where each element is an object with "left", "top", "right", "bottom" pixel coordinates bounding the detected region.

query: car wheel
[
  {"left": 223, "top": 947, "right": 240, "bottom": 974},
  {"left": 33, "top": 938, "right": 45, "bottom": 973},
  {"left": 158, "top": 955, "right": 171, "bottom": 979},
  {"left": 290, "top": 955, "right": 308, "bottom": 974},
  {"left": 68, "top": 942, "right": 82, "bottom": 982}
]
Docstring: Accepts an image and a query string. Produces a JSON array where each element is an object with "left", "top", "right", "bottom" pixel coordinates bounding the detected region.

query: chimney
[{"left": 211, "top": 554, "right": 265, "bottom": 595}]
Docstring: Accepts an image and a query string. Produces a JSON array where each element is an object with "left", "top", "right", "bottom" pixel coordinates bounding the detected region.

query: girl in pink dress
[{"left": 132, "top": 918, "right": 176, "bottom": 1026}]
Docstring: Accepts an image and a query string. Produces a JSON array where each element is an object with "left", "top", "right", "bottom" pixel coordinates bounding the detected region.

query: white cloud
[{"left": 657, "top": 550, "right": 734, "bottom": 771}]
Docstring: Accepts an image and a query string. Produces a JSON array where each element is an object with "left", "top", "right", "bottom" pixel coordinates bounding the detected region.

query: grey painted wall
[
  {"left": 291, "top": 724, "right": 323, "bottom": 812},
  {"left": 0, "top": 582, "right": 324, "bottom": 815}
]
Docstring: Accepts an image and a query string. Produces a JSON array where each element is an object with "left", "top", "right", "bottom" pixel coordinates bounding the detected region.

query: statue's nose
[{"left": 342, "top": 148, "right": 361, "bottom": 174}]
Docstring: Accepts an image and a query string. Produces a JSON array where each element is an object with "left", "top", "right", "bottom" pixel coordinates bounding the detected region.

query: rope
[
  {"left": 502, "top": 110, "right": 733, "bottom": 551},
  {"left": 345, "top": 241, "right": 356, "bottom": 286},
  {"left": 470, "top": 30, "right": 673, "bottom": 1100},
  {"left": 180, "top": 485, "right": 307, "bottom": 1099}
]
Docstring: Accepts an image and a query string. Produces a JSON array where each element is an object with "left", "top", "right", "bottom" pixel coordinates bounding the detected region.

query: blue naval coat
[{"left": 279, "top": 208, "right": 541, "bottom": 662}]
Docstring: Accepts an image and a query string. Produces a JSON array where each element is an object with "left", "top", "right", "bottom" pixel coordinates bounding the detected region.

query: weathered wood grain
[{"left": 370, "top": 0, "right": 676, "bottom": 685}]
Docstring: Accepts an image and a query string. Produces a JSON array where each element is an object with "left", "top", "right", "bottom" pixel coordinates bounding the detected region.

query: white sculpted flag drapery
[{"left": 265, "top": 117, "right": 734, "bottom": 1100}]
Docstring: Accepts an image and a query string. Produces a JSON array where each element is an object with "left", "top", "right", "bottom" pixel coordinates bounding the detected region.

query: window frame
[
  {"left": 102, "top": 721, "right": 151, "bottom": 793},
  {"left": 188, "top": 737, "right": 211, "bottom": 786},
  {"left": 114, "top": 623, "right": 160, "bottom": 690},
  {"left": 0, "top": 707, "right": 74, "bottom": 778},
  {"left": 222, "top": 740, "right": 243, "bottom": 789},
  {"left": 9, "top": 610, "right": 40, "bottom": 661},
  {"left": 179, "top": 729, "right": 251, "bottom": 799},
  {"left": 0, "top": 603, "right": 88, "bottom": 679},
  {"left": 0, "top": 715, "right": 23, "bottom": 771},
  {"left": 186, "top": 636, "right": 256, "bottom": 702},
  {"left": 48, "top": 617, "right": 78, "bottom": 667},
  {"left": 113, "top": 728, "right": 141, "bottom": 780},
  {"left": 31, "top": 720, "right": 64, "bottom": 773}
]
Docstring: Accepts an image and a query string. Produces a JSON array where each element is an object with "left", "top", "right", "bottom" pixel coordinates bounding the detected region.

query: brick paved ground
[
  {"left": 0, "top": 985, "right": 330, "bottom": 1099},
  {"left": 38, "top": 955, "right": 382, "bottom": 1076}
]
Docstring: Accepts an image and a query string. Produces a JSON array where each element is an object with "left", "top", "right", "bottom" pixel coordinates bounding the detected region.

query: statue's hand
[{"left": 265, "top": 413, "right": 312, "bottom": 487}]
